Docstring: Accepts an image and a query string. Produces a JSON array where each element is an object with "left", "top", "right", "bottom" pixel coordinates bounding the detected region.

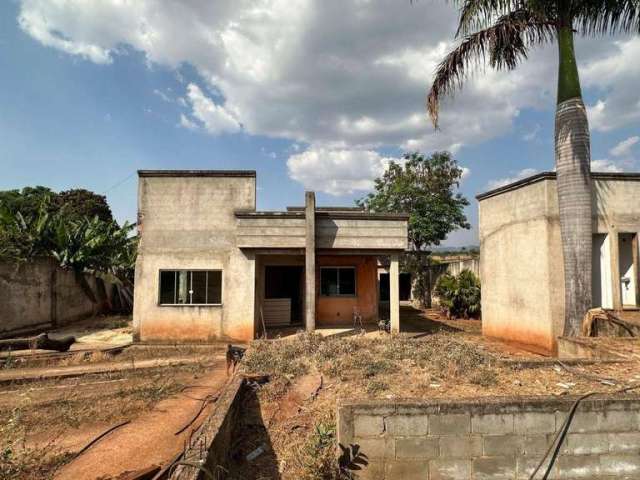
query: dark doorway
[
  {"left": 400, "top": 273, "right": 412, "bottom": 301},
  {"left": 379, "top": 273, "right": 389, "bottom": 302},
  {"left": 379, "top": 272, "right": 411, "bottom": 302},
  {"left": 265, "top": 266, "right": 304, "bottom": 324}
]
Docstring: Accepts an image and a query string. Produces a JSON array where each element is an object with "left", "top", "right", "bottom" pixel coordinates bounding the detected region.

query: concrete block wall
[{"left": 337, "top": 395, "right": 640, "bottom": 480}]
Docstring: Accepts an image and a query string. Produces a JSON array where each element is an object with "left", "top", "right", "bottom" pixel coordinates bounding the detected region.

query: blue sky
[{"left": 1, "top": 1, "right": 639, "bottom": 246}]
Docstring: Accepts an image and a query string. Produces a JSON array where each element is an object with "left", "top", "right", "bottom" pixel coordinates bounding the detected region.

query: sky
[{"left": 1, "top": 1, "right": 639, "bottom": 247}]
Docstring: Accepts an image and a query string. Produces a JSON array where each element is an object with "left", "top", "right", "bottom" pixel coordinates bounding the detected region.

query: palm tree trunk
[{"left": 555, "top": 25, "right": 593, "bottom": 337}]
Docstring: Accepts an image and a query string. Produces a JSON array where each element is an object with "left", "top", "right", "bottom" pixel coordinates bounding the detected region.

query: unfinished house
[
  {"left": 478, "top": 171, "right": 640, "bottom": 354},
  {"left": 133, "top": 170, "right": 408, "bottom": 342}
]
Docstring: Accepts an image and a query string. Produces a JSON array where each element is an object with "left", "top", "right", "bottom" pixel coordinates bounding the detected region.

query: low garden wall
[{"left": 337, "top": 395, "right": 640, "bottom": 479}]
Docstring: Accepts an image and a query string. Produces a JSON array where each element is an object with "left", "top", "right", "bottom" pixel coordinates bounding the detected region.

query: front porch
[{"left": 254, "top": 249, "right": 403, "bottom": 337}]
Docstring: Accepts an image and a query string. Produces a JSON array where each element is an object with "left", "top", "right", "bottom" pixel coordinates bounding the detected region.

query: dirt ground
[
  {"left": 0, "top": 341, "right": 228, "bottom": 480},
  {"left": 231, "top": 307, "right": 640, "bottom": 480}
]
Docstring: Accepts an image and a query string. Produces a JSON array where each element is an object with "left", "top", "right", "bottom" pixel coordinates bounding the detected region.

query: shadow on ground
[{"left": 227, "top": 387, "right": 281, "bottom": 479}]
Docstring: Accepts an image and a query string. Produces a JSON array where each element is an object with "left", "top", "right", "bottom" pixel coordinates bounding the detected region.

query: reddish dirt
[{"left": 54, "top": 360, "right": 229, "bottom": 480}]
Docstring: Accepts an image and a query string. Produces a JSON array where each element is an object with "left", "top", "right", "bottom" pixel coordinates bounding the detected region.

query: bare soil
[{"left": 0, "top": 345, "right": 227, "bottom": 480}]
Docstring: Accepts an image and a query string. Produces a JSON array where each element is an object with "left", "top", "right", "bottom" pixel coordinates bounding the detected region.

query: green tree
[
  {"left": 358, "top": 151, "right": 470, "bottom": 306},
  {"left": 357, "top": 151, "right": 470, "bottom": 250},
  {"left": 425, "top": 1, "right": 640, "bottom": 335},
  {"left": 54, "top": 189, "right": 113, "bottom": 223}
]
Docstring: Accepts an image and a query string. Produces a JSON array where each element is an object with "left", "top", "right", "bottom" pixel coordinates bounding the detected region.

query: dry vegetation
[
  {"left": 232, "top": 331, "right": 640, "bottom": 480},
  {"left": 0, "top": 354, "right": 216, "bottom": 479}
]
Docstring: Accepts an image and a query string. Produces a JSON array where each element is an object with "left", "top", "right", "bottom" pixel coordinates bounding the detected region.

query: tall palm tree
[{"left": 427, "top": 1, "right": 640, "bottom": 336}]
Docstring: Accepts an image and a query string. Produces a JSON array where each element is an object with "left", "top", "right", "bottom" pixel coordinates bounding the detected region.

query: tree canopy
[{"left": 357, "top": 151, "right": 470, "bottom": 250}]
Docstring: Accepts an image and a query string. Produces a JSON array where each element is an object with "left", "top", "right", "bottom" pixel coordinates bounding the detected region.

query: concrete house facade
[
  {"left": 478, "top": 171, "right": 640, "bottom": 354},
  {"left": 133, "top": 170, "right": 408, "bottom": 343}
]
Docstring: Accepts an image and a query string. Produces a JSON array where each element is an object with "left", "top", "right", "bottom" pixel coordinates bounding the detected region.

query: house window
[
  {"left": 159, "top": 270, "right": 222, "bottom": 305},
  {"left": 320, "top": 267, "right": 356, "bottom": 296}
]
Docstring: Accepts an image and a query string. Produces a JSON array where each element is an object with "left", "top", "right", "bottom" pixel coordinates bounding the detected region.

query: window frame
[
  {"left": 157, "top": 269, "right": 223, "bottom": 306},
  {"left": 319, "top": 266, "right": 357, "bottom": 297}
]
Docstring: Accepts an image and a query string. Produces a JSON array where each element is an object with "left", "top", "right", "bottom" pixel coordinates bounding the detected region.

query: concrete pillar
[
  {"left": 609, "top": 230, "right": 622, "bottom": 310},
  {"left": 390, "top": 253, "right": 400, "bottom": 333},
  {"left": 305, "top": 191, "right": 316, "bottom": 331}
]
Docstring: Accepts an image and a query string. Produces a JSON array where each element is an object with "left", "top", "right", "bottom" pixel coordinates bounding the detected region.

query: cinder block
[
  {"left": 609, "top": 432, "right": 640, "bottom": 454},
  {"left": 562, "top": 432, "right": 609, "bottom": 455},
  {"left": 429, "top": 413, "right": 470, "bottom": 435},
  {"left": 514, "top": 412, "right": 556, "bottom": 434},
  {"left": 354, "top": 415, "right": 385, "bottom": 437},
  {"left": 472, "top": 414, "right": 514, "bottom": 434},
  {"left": 384, "top": 460, "right": 429, "bottom": 480},
  {"left": 395, "top": 437, "right": 439, "bottom": 459},
  {"left": 561, "top": 410, "right": 640, "bottom": 434},
  {"left": 386, "top": 414, "right": 428, "bottom": 436},
  {"left": 555, "top": 454, "right": 601, "bottom": 478},
  {"left": 439, "top": 435, "right": 482, "bottom": 458},
  {"left": 483, "top": 435, "right": 523, "bottom": 456},
  {"left": 516, "top": 456, "right": 550, "bottom": 480},
  {"left": 355, "top": 437, "right": 395, "bottom": 460},
  {"left": 521, "top": 434, "right": 552, "bottom": 456},
  {"left": 429, "top": 459, "right": 472, "bottom": 480},
  {"left": 353, "top": 460, "right": 384, "bottom": 480},
  {"left": 600, "top": 454, "right": 640, "bottom": 477},
  {"left": 473, "top": 456, "right": 517, "bottom": 480}
]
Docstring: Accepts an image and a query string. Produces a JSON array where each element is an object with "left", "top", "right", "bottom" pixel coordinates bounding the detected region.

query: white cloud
[
  {"left": 487, "top": 168, "right": 538, "bottom": 190},
  {"left": 591, "top": 159, "right": 623, "bottom": 173},
  {"left": 460, "top": 166, "right": 470, "bottom": 181},
  {"left": 610, "top": 136, "right": 639, "bottom": 157},
  {"left": 15, "top": 1, "right": 640, "bottom": 191},
  {"left": 287, "top": 147, "right": 397, "bottom": 195},
  {"left": 179, "top": 113, "right": 198, "bottom": 130},
  {"left": 181, "top": 83, "right": 241, "bottom": 134},
  {"left": 522, "top": 124, "right": 541, "bottom": 142}
]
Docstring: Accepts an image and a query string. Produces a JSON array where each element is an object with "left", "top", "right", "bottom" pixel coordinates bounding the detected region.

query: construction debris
[{"left": 0, "top": 332, "right": 75, "bottom": 352}]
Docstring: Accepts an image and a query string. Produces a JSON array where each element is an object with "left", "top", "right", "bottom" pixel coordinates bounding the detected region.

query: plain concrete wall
[
  {"left": 316, "top": 255, "right": 378, "bottom": 326},
  {"left": 479, "top": 175, "right": 640, "bottom": 353},
  {"left": 479, "top": 179, "right": 558, "bottom": 353},
  {"left": 0, "top": 258, "right": 104, "bottom": 338},
  {"left": 338, "top": 395, "right": 640, "bottom": 479},
  {"left": 133, "top": 174, "right": 256, "bottom": 342}
]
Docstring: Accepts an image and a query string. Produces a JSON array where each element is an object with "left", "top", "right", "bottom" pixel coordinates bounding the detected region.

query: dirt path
[{"left": 54, "top": 359, "right": 229, "bottom": 480}]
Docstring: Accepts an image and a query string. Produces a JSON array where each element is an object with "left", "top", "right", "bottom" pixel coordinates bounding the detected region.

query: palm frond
[
  {"left": 427, "top": 8, "right": 554, "bottom": 128},
  {"left": 455, "top": 0, "right": 520, "bottom": 36},
  {"left": 574, "top": 0, "right": 640, "bottom": 35}
]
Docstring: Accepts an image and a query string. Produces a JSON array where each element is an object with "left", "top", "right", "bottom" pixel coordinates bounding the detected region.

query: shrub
[{"left": 434, "top": 269, "right": 481, "bottom": 319}]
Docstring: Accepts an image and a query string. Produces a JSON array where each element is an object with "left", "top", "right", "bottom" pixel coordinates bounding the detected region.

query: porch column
[
  {"left": 390, "top": 253, "right": 400, "bottom": 333},
  {"left": 305, "top": 191, "right": 316, "bottom": 331},
  {"left": 609, "top": 229, "right": 622, "bottom": 310}
]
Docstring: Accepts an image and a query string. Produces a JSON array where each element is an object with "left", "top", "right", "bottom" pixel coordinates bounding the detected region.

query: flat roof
[
  {"left": 286, "top": 206, "right": 365, "bottom": 212},
  {"left": 138, "top": 170, "right": 256, "bottom": 178},
  {"left": 476, "top": 171, "right": 640, "bottom": 201},
  {"left": 235, "top": 210, "right": 409, "bottom": 220}
]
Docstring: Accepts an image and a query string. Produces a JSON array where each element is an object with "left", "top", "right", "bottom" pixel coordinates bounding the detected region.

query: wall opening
[
  {"left": 618, "top": 233, "right": 638, "bottom": 307},
  {"left": 592, "top": 233, "right": 612, "bottom": 309},
  {"left": 263, "top": 266, "right": 304, "bottom": 326}
]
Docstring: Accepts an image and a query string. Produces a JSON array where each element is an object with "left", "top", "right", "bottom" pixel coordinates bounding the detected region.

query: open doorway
[
  {"left": 619, "top": 233, "right": 638, "bottom": 307},
  {"left": 592, "top": 234, "right": 613, "bottom": 308},
  {"left": 379, "top": 272, "right": 411, "bottom": 302},
  {"left": 264, "top": 266, "right": 304, "bottom": 326}
]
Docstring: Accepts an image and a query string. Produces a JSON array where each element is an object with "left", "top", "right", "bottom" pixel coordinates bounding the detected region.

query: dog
[{"left": 226, "top": 344, "right": 246, "bottom": 376}]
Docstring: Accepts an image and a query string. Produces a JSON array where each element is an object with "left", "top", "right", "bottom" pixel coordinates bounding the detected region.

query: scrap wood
[
  {"left": 556, "top": 360, "right": 618, "bottom": 386},
  {"left": 0, "top": 333, "right": 76, "bottom": 352},
  {"left": 582, "top": 308, "right": 636, "bottom": 337},
  {"left": 115, "top": 465, "right": 161, "bottom": 480}
]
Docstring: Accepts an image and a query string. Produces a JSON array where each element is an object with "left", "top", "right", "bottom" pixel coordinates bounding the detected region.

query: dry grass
[{"left": 237, "top": 331, "right": 640, "bottom": 479}]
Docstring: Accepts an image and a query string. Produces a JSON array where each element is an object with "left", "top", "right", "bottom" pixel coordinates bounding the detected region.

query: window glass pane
[
  {"left": 321, "top": 268, "right": 339, "bottom": 296},
  {"left": 159, "top": 271, "right": 176, "bottom": 304},
  {"left": 177, "top": 271, "right": 189, "bottom": 304},
  {"left": 207, "top": 271, "right": 222, "bottom": 304},
  {"left": 191, "top": 271, "right": 207, "bottom": 304},
  {"left": 339, "top": 268, "right": 356, "bottom": 295}
]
